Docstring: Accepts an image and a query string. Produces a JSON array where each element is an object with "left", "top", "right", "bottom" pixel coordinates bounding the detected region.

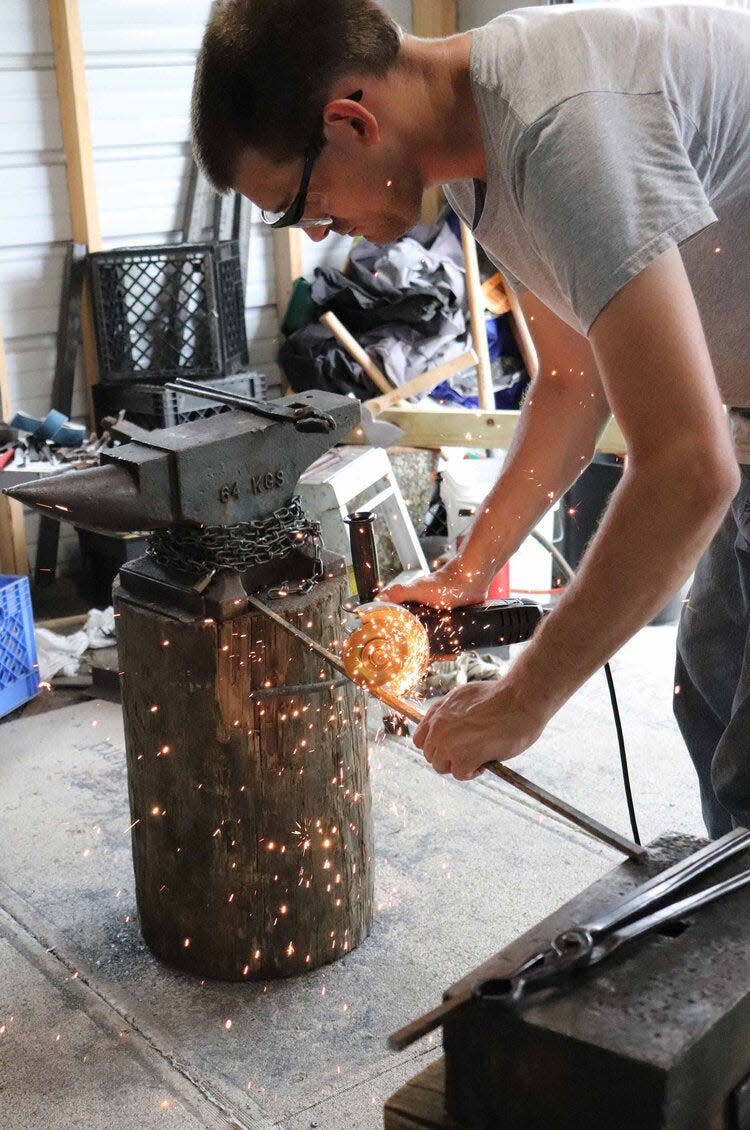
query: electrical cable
[{"left": 529, "top": 528, "right": 642, "bottom": 845}]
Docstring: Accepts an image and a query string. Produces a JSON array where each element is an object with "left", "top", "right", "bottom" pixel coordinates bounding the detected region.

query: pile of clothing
[{"left": 279, "top": 217, "right": 526, "bottom": 408}]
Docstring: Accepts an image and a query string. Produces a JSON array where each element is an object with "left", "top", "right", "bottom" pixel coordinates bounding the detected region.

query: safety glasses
[{"left": 260, "top": 91, "right": 363, "bottom": 230}]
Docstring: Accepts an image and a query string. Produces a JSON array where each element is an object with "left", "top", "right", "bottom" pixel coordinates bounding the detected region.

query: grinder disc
[{"left": 343, "top": 602, "right": 429, "bottom": 696}]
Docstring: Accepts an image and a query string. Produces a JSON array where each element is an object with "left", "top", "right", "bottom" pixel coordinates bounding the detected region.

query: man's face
[{"left": 233, "top": 129, "right": 424, "bottom": 245}]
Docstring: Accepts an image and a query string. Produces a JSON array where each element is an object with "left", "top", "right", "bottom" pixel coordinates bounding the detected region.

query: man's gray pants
[{"left": 674, "top": 465, "right": 750, "bottom": 838}]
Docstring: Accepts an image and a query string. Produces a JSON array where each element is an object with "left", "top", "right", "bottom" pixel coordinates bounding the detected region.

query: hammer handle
[{"left": 319, "top": 312, "right": 394, "bottom": 396}]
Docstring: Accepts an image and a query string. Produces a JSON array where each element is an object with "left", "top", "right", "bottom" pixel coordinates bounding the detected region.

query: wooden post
[
  {"left": 412, "top": 0, "right": 457, "bottom": 38},
  {"left": 0, "top": 323, "right": 27, "bottom": 575},
  {"left": 412, "top": 1, "right": 457, "bottom": 223},
  {"left": 115, "top": 571, "right": 374, "bottom": 981},
  {"left": 273, "top": 228, "right": 303, "bottom": 328},
  {"left": 48, "top": 0, "right": 101, "bottom": 427}
]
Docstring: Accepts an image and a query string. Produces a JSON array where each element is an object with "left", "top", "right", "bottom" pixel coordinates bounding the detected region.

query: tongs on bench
[
  {"left": 166, "top": 378, "right": 337, "bottom": 433},
  {"left": 389, "top": 826, "right": 750, "bottom": 1052}
]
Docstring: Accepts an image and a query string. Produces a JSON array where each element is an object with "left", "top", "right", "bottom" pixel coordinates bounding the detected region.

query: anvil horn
[{"left": 3, "top": 464, "right": 157, "bottom": 532}]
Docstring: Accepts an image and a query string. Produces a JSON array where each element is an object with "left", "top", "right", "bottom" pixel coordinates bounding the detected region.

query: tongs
[
  {"left": 165, "top": 378, "right": 336, "bottom": 433},
  {"left": 389, "top": 826, "right": 750, "bottom": 1051}
]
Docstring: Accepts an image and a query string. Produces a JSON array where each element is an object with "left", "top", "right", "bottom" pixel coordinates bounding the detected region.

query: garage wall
[
  {"left": 0, "top": 0, "right": 411, "bottom": 571},
  {"left": 1, "top": 1, "right": 543, "bottom": 573}
]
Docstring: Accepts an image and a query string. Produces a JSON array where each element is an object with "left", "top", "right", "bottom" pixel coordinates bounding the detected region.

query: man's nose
[{"left": 304, "top": 226, "right": 330, "bottom": 243}]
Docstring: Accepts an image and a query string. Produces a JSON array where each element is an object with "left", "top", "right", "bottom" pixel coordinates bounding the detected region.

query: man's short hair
[{"left": 192, "top": 0, "right": 401, "bottom": 192}]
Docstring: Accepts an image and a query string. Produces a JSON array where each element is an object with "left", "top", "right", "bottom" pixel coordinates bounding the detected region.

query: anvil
[
  {"left": 4, "top": 389, "right": 360, "bottom": 617},
  {"left": 4, "top": 389, "right": 360, "bottom": 532}
]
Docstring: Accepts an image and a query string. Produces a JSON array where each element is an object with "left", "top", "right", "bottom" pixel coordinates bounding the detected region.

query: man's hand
[
  {"left": 413, "top": 676, "right": 547, "bottom": 779},
  {"left": 379, "top": 554, "right": 492, "bottom": 609}
]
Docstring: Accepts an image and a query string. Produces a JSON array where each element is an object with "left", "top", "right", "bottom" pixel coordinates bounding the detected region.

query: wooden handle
[
  {"left": 460, "top": 223, "right": 494, "bottom": 410},
  {"left": 320, "top": 311, "right": 394, "bottom": 396},
  {"left": 366, "top": 349, "right": 479, "bottom": 415},
  {"left": 506, "top": 285, "right": 539, "bottom": 381}
]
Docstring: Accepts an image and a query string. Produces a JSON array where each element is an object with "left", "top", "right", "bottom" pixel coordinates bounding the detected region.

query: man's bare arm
[
  {"left": 412, "top": 246, "right": 740, "bottom": 779},
  {"left": 511, "top": 244, "right": 739, "bottom": 717},
  {"left": 385, "top": 308, "right": 612, "bottom": 606}
]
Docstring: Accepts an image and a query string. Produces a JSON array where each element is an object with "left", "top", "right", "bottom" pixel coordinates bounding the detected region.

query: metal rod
[
  {"left": 165, "top": 380, "right": 272, "bottom": 412},
  {"left": 246, "top": 595, "right": 646, "bottom": 863},
  {"left": 388, "top": 993, "right": 470, "bottom": 1052}
]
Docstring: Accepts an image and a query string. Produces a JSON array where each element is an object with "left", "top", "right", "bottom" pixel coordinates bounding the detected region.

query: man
[{"left": 192, "top": 0, "right": 750, "bottom": 836}]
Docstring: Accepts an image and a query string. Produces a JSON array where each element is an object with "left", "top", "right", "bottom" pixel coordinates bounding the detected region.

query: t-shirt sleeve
[{"left": 514, "top": 90, "right": 717, "bottom": 334}]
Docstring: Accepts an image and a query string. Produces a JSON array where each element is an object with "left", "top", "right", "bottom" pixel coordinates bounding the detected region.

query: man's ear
[{"left": 323, "top": 97, "right": 380, "bottom": 147}]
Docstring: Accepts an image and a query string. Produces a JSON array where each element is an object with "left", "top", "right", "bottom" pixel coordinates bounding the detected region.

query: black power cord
[{"left": 530, "top": 529, "right": 642, "bottom": 846}]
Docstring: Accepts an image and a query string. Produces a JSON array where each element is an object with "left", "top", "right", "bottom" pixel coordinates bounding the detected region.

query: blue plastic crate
[{"left": 0, "top": 575, "right": 40, "bottom": 719}]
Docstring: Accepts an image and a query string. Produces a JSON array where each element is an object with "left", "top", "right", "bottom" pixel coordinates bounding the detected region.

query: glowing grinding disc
[{"left": 343, "top": 602, "right": 430, "bottom": 696}]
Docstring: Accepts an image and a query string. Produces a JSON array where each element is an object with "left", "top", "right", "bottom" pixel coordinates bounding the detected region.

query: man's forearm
[
  {"left": 460, "top": 371, "right": 611, "bottom": 580},
  {"left": 512, "top": 451, "right": 737, "bottom": 718}
]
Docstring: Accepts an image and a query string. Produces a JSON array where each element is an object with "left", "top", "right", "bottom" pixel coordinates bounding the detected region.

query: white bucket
[{"left": 439, "top": 455, "right": 556, "bottom": 602}]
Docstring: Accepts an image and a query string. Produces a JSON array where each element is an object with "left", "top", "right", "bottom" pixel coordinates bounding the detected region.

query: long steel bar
[{"left": 246, "top": 595, "right": 646, "bottom": 863}]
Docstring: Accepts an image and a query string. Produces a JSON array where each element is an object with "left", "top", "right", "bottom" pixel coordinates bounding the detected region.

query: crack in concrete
[{"left": 0, "top": 882, "right": 273, "bottom": 1130}]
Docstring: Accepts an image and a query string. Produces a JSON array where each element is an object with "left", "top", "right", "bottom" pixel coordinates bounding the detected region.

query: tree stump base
[{"left": 114, "top": 571, "right": 373, "bottom": 981}]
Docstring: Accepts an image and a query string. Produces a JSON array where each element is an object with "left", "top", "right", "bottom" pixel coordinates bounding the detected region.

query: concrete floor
[{"left": 0, "top": 621, "right": 704, "bottom": 1129}]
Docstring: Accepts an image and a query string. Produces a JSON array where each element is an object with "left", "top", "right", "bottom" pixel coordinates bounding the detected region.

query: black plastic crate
[
  {"left": 92, "top": 371, "right": 268, "bottom": 431},
  {"left": 89, "top": 241, "right": 249, "bottom": 383},
  {"left": 75, "top": 528, "right": 150, "bottom": 608}
]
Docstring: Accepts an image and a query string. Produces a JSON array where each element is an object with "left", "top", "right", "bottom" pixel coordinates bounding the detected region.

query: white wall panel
[
  {"left": 86, "top": 66, "right": 196, "bottom": 148},
  {"left": 0, "top": 69, "right": 63, "bottom": 153},
  {"left": 386, "top": 0, "right": 414, "bottom": 31},
  {"left": 1, "top": 1, "right": 54, "bottom": 58},
  {"left": 78, "top": 0, "right": 213, "bottom": 55},
  {"left": 0, "top": 246, "right": 67, "bottom": 340},
  {"left": 0, "top": 164, "right": 71, "bottom": 247}
]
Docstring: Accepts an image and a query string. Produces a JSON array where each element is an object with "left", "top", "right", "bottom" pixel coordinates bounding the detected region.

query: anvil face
[{"left": 4, "top": 391, "right": 361, "bottom": 533}]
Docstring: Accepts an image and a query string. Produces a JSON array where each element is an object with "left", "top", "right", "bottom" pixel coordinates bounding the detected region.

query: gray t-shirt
[{"left": 444, "top": 3, "right": 750, "bottom": 459}]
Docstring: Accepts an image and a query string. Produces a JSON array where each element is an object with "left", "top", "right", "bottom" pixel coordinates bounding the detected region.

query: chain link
[{"left": 146, "top": 496, "right": 323, "bottom": 595}]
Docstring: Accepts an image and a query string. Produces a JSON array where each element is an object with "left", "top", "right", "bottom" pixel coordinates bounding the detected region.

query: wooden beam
[
  {"left": 48, "top": 0, "right": 101, "bottom": 426},
  {"left": 273, "top": 228, "right": 303, "bottom": 329},
  {"left": 366, "top": 349, "right": 478, "bottom": 414},
  {"left": 412, "top": 0, "right": 457, "bottom": 39},
  {"left": 0, "top": 323, "right": 28, "bottom": 575},
  {"left": 412, "top": 1, "right": 456, "bottom": 222},
  {"left": 376, "top": 403, "right": 627, "bottom": 455},
  {"left": 319, "top": 311, "right": 394, "bottom": 395}
]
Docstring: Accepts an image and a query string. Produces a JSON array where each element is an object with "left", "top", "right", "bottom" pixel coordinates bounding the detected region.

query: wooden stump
[{"left": 114, "top": 572, "right": 373, "bottom": 980}]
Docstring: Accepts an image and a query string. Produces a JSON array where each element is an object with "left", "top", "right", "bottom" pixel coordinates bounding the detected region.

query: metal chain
[{"left": 146, "top": 496, "right": 323, "bottom": 595}]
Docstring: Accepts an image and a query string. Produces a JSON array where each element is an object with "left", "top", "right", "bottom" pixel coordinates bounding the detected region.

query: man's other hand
[
  {"left": 413, "top": 677, "right": 547, "bottom": 779},
  {"left": 379, "top": 554, "right": 492, "bottom": 609}
]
